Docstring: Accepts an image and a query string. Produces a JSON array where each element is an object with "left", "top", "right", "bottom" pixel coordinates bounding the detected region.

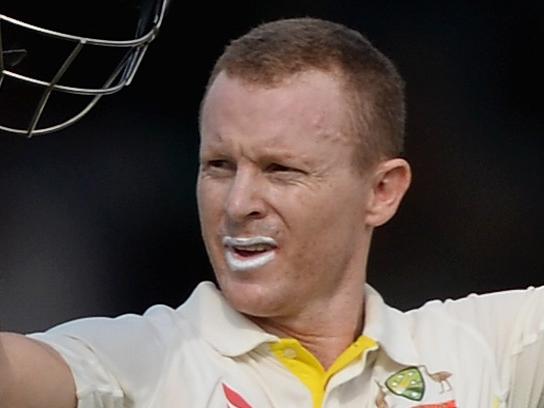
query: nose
[{"left": 224, "top": 167, "right": 267, "bottom": 223}]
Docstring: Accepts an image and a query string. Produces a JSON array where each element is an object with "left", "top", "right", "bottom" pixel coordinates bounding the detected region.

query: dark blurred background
[{"left": 0, "top": 1, "right": 542, "bottom": 333}]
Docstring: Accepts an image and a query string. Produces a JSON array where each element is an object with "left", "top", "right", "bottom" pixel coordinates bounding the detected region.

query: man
[{"left": 1, "top": 17, "right": 543, "bottom": 408}]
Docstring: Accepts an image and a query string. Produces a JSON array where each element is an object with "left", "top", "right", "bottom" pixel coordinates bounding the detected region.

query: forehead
[{"left": 200, "top": 70, "right": 354, "bottom": 151}]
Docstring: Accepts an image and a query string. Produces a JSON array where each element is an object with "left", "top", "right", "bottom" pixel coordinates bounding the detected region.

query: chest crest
[{"left": 374, "top": 366, "right": 456, "bottom": 408}]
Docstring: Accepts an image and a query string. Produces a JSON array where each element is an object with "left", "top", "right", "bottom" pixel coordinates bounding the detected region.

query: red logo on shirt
[
  {"left": 222, "top": 383, "right": 253, "bottom": 408},
  {"left": 412, "top": 401, "right": 457, "bottom": 408}
]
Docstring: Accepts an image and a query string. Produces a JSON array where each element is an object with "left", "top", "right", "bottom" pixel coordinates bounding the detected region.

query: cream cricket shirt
[{"left": 29, "top": 282, "right": 544, "bottom": 408}]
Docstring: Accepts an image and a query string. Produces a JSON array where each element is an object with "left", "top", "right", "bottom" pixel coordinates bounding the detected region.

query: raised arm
[{"left": 0, "top": 332, "right": 76, "bottom": 408}]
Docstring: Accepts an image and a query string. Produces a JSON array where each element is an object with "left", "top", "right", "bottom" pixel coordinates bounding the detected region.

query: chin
[{"left": 217, "top": 275, "right": 286, "bottom": 318}]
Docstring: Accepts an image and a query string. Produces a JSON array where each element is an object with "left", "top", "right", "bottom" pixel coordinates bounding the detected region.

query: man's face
[{"left": 197, "top": 70, "right": 374, "bottom": 318}]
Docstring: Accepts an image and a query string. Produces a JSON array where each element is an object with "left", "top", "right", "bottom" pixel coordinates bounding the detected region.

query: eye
[
  {"left": 266, "top": 163, "right": 295, "bottom": 173},
  {"left": 201, "top": 159, "right": 235, "bottom": 174},
  {"left": 208, "top": 159, "right": 231, "bottom": 169}
]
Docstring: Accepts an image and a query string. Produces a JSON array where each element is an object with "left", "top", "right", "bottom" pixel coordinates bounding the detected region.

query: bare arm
[{"left": 0, "top": 332, "right": 77, "bottom": 408}]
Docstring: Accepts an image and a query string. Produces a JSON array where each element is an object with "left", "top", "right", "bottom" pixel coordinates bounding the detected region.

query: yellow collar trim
[{"left": 270, "top": 335, "right": 378, "bottom": 408}]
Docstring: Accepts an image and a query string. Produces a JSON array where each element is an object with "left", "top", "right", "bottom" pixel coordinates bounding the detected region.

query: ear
[{"left": 365, "top": 158, "right": 411, "bottom": 227}]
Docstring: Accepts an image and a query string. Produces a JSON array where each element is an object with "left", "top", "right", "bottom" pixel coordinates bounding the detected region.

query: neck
[{"left": 251, "top": 287, "right": 365, "bottom": 370}]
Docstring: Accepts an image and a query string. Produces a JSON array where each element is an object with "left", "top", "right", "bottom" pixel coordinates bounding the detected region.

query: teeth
[
  {"left": 223, "top": 236, "right": 278, "bottom": 248},
  {"left": 235, "top": 244, "right": 271, "bottom": 252}
]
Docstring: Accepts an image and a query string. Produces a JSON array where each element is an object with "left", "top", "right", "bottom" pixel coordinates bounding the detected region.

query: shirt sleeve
[
  {"left": 27, "top": 304, "right": 181, "bottom": 408},
  {"left": 440, "top": 286, "right": 544, "bottom": 407}
]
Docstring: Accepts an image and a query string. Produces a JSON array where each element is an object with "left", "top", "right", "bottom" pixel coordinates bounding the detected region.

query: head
[{"left": 197, "top": 17, "right": 411, "bottom": 319}]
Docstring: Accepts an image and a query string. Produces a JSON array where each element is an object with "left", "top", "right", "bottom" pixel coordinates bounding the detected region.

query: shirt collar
[
  {"left": 362, "top": 284, "right": 419, "bottom": 366},
  {"left": 179, "top": 281, "right": 420, "bottom": 365},
  {"left": 178, "top": 281, "right": 279, "bottom": 357}
]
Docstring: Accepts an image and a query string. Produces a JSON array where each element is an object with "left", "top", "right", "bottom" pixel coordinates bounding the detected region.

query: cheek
[
  {"left": 196, "top": 176, "right": 206, "bottom": 209},
  {"left": 282, "top": 183, "right": 363, "bottom": 250},
  {"left": 197, "top": 178, "right": 223, "bottom": 211},
  {"left": 197, "top": 184, "right": 225, "bottom": 268},
  {"left": 283, "top": 184, "right": 345, "bottom": 224},
  {"left": 196, "top": 181, "right": 221, "bottom": 234},
  {"left": 280, "top": 193, "right": 334, "bottom": 252}
]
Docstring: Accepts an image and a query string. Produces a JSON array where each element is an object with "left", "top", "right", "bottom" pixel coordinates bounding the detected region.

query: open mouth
[
  {"left": 223, "top": 236, "right": 278, "bottom": 271},
  {"left": 233, "top": 244, "right": 274, "bottom": 257}
]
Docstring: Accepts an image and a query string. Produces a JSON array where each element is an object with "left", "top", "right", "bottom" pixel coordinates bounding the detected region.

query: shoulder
[
  {"left": 402, "top": 286, "right": 544, "bottom": 365},
  {"left": 407, "top": 285, "right": 544, "bottom": 330}
]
